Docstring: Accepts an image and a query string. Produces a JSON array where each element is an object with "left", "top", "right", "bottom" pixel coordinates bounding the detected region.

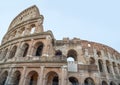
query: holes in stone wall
[
  {"left": 55, "top": 50, "right": 62, "bottom": 56},
  {"left": 0, "top": 71, "right": 8, "bottom": 85},
  {"left": 84, "top": 77, "right": 95, "bottom": 85},
  {"left": 8, "top": 46, "right": 17, "bottom": 59},
  {"left": 69, "top": 77, "right": 79, "bottom": 85},
  {"left": 67, "top": 49, "right": 77, "bottom": 62},
  {"left": 89, "top": 57, "right": 95, "bottom": 65},
  {"left": 102, "top": 81, "right": 108, "bottom": 85},
  {"left": 33, "top": 42, "right": 44, "bottom": 56},
  {"left": 97, "top": 51, "right": 101, "bottom": 57},
  {"left": 98, "top": 59, "right": 104, "bottom": 72},
  {"left": 46, "top": 71, "right": 59, "bottom": 85}
]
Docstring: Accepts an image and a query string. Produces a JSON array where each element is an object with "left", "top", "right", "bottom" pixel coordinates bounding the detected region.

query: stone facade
[{"left": 0, "top": 5, "right": 120, "bottom": 85}]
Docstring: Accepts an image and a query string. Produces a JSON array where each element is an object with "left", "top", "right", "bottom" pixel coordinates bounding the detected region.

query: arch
[
  {"left": 67, "top": 49, "right": 77, "bottom": 61},
  {"left": 84, "top": 77, "right": 95, "bottom": 85},
  {"left": 8, "top": 46, "right": 17, "bottom": 59},
  {"left": 98, "top": 59, "right": 104, "bottom": 72},
  {"left": 102, "top": 81, "right": 108, "bottom": 85},
  {"left": 46, "top": 71, "right": 59, "bottom": 85},
  {"left": 97, "top": 50, "right": 101, "bottom": 57},
  {"left": 26, "top": 71, "right": 38, "bottom": 85},
  {"left": 33, "top": 42, "right": 44, "bottom": 56},
  {"left": 55, "top": 50, "right": 62, "bottom": 56},
  {"left": 30, "top": 24, "right": 36, "bottom": 34},
  {"left": 69, "top": 77, "right": 79, "bottom": 85},
  {"left": 0, "top": 71, "right": 8, "bottom": 85},
  {"left": 0, "top": 48, "right": 8, "bottom": 60},
  {"left": 110, "top": 81, "right": 116, "bottom": 85},
  {"left": 112, "top": 62, "right": 117, "bottom": 74},
  {"left": 11, "top": 70, "right": 21, "bottom": 85},
  {"left": 21, "top": 43, "right": 29, "bottom": 57},
  {"left": 106, "top": 60, "right": 111, "bottom": 73},
  {"left": 89, "top": 57, "right": 95, "bottom": 64}
]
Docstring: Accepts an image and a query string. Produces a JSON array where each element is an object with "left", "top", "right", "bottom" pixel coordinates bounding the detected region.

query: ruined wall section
[
  {"left": 55, "top": 37, "right": 120, "bottom": 67},
  {"left": 1, "top": 5, "right": 44, "bottom": 44}
]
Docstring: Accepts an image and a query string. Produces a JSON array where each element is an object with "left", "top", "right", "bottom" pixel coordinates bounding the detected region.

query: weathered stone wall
[{"left": 0, "top": 5, "right": 120, "bottom": 85}]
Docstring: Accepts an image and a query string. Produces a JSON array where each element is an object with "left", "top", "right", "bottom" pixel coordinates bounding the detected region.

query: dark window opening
[
  {"left": 23, "top": 44, "right": 29, "bottom": 57},
  {"left": 69, "top": 77, "right": 79, "bottom": 85},
  {"left": 36, "top": 44, "right": 43, "bottom": 56},
  {"left": 84, "top": 78, "right": 95, "bottom": 85},
  {"left": 55, "top": 50, "right": 62, "bottom": 56},
  {"left": 97, "top": 51, "right": 101, "bottom": 57},
  {"left": 52, "top": 76, "right": 58, "bottom": 85},
  {"left": 98, "top": 60, "right": 103, "bottom": 72}
]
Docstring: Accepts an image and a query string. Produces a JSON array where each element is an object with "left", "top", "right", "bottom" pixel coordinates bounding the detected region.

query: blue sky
[{"left": 0, "top": 0, "right": 120, "bottom": 52}]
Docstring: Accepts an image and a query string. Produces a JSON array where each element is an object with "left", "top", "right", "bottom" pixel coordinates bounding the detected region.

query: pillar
[
  {"left": 61, "top": 66, "right": 68, "bottom": 85},
  {"left": 37, "top": 66, "right": 44, "bottom": 85},
  {"left": 24, "top": 25, "right": 31, "bottom": 35},
  {"left": 19, "top": 66, "right": 27, "bottom": 85},
  {"left": 5, "top": 68, "right": 12, "bottom": 85},
  {"left": 35, "top": 19, "right": 44, "bottom": 33},
  {"left": 27, "top": 39, "right": 34, "bottom": 57}
]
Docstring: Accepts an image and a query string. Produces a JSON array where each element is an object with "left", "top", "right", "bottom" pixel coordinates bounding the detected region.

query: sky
[{"left": 0, "top": 0, "right": 120, "bottom": 52}]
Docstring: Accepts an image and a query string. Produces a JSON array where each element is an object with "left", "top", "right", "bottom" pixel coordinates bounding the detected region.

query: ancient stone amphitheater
[{"left": 0, "top": 5, "right": 120, "bottom": 85}]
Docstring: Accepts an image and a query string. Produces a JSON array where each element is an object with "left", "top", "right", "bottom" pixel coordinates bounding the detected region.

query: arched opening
[
  {"left": 69, "top": 77, "right": 79, "bottom": 85},
  {"left": 84, "top": 77, "right": 95, "bottom": 85},
  {"left": 67, "top": 49, "right": 77, "bottom": 62},
  {"left": 11, "top": 71, "right": 21, "bottom": 85},
  {"left": 21, "top": 43, "right": 29, "bottom": 57},
  {"left": 55, "top": 50, "right": 62, "bottom": 56},
  {"left": 26, "top": 71, "right": 38, "bottom": 85},
  {"left": 89, "top": 57, "right": 95, "bottom": 64},
  {"left": 0, "top": 71, "right": 8, "bottom": 85},
  {"left": 46, "top": 71, "right": 59, "bottom": 85},
  {"left": 0, "top": 48, "right": 8, "bottom": 60},
  {"left": 30, "top": 27, "right": 35, "bottom": 34},
  {"left": 112, "top": 62, "right": 118, "bottom": 74},
  {"left": 30, "top": 24, "right": 36, "bottom": 34},
  {"left": 110, "top": 81, "right": 116, "bottom": 85},
  {"left": 67, "top": 57, "right": 75, "bottom": 62},
  {"left": 35, "top": 42, "right": 44, "bottom": 56},
  {"left": 98, "top": 59, "right": 104, "bottom": 72},
  {"left": 102, "top": 81, "right": 108, "bottom": 85},
  {"left": 97, "top": 51, "right": 101, "bottom": 57},
  {"left": 9, "top": 46, "right": 17, "bottom": 59},
  {"left": 106, "top": 60, "right": 111, "bottom": 73}
]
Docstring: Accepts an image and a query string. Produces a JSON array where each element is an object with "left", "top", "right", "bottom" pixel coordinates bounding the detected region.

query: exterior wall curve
[{"left": 0, "top": 5, "right": 120, "bottom": 85}]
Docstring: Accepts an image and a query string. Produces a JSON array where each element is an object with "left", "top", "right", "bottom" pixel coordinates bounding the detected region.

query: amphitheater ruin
[{"left": 0, "top": 5, "right": 120, "bottom": 85}]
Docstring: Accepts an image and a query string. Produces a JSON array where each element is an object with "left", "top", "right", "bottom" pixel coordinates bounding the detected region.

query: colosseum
[{"left": 0, "top": 5, "right": 120, "bottom": 85}]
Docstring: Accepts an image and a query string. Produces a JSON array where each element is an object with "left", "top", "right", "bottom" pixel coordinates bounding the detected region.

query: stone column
[
  {"left": 5, "top": 68, "right": 13, "bottom": 85},
  {"left": 35, "top": 19, "right": 43, "bottom": 33},
  {"left": 42, "top": 74, "right": 46, "bottom": 85},
  {"left": 27, "top": 39, "right": 34, "bottom": 57},
  {"left": 103, "top": 61, "right": 107, "bottom": 73},
  {"left": 37, "top": 66, "right": 44, "bottom": 85},
  {"left": 61, "top": 66, "right": 67, "bottom": 85},
  {"left": 24, "top": 25, "right": 30, "bottom": 35},
  {"left": 19, "top": 66, "right": 27, "bottom": 85},
  {"left": 15, "top": 42, "right": 22, "bottom": 58},
  {"left": 110, "top": 63, "right": 115, "bottom": 78}
]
